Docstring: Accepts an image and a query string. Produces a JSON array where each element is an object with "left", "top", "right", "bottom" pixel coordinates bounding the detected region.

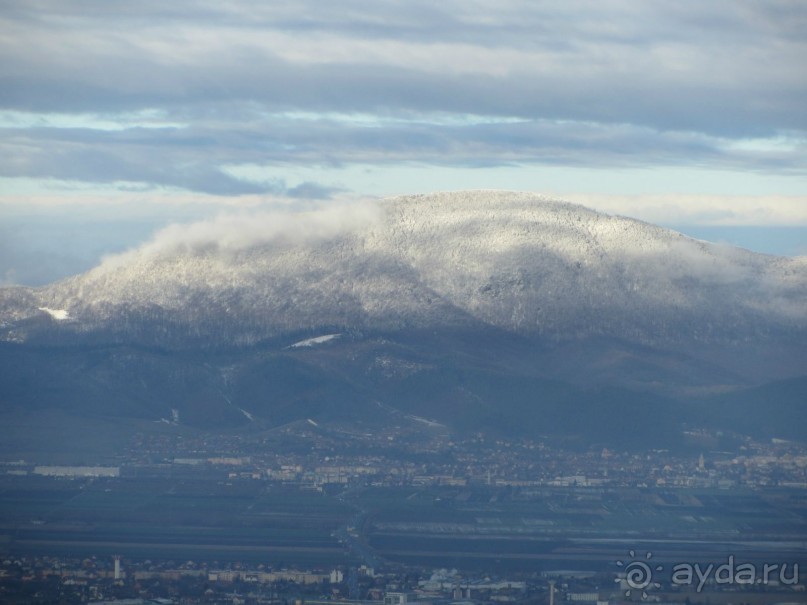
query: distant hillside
[{"left": 0, "top": 192, "right": 804, "bottom": 455}]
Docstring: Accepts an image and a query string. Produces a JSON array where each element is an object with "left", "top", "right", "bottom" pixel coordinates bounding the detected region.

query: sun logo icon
[{"left": 615, "top": 550, "right": 663, "bottom": 599}]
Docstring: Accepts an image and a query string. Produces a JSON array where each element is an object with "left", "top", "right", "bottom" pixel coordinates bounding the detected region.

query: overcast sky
[{"left": 1, "top": 1, "right": 806, "bottom": 284}]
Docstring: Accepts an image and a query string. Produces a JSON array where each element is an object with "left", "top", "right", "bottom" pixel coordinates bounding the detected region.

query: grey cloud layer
[{"left": 1, "top": 0, "right": 805, "bottom": 194}]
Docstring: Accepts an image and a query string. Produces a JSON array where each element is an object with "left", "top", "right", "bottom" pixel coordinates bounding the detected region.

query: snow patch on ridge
[
  {"left": 290, "top": 334, "right": 341, "bottom": 348},
  {"left": 406, "top": 414, "right": 446, "bottom": 428},
  {"left": 38, "top": 307, "right": 69, "bottom": 321}
]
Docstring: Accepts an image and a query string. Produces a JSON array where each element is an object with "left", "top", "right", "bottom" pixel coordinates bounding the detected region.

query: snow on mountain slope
[
  {"left": 290, "top": 334, "right": 342, "bottom": 348},
  {"left": 38, "top": 307, "right": 69, "bottom": 321},
  {"left": 1, "top": 191, "right": 805, "bottom": 349}
]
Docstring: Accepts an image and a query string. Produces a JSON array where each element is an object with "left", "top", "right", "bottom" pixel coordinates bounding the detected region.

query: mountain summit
[
  {"left": 1, "top": 192, "right": 805, "bottom": 453},
  {"left": 4, "top": 191, "right": 805, "bottom": 348}
]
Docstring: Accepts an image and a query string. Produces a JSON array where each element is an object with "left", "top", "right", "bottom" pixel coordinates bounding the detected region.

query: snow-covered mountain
[
  {"left": 3, "top": 191, "right": 805, "bottom": 350},
  {"left": 1, "top": 191, "right": 805, "bottom": 452}
]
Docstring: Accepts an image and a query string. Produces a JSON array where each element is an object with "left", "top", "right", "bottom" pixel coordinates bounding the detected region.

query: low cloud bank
[{"left": 100, "top": 200, "right": 383, "bottom": 270}]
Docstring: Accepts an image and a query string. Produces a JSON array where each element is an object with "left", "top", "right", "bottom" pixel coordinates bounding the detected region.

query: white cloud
[{"left": 99, "top": 200, "right": 383, "bottom": 269}]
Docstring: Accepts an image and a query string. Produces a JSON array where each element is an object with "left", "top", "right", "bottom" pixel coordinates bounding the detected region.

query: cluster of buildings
[
  {"left": 74, "top": 423, "right": 806, "bottom": 491},
  {"left": 0, "top": 556, "right": 532, "bottom": 604},
  {"left": 3, "top": 555, "right": 804, "bottom": 605},
  {"left": 2, "top": 424, "right": 805, "bottom": 604},
  {"left": 4, "top": 424, "right": 805, "bottom": 491}
]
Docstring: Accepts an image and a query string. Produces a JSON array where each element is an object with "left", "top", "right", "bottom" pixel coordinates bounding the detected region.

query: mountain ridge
[
  {"left": 3, "top": 191, "right": 805, "bottom": 350},
  {"left": 0, "top": 191, "right": 804, "bottom": 454}
]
